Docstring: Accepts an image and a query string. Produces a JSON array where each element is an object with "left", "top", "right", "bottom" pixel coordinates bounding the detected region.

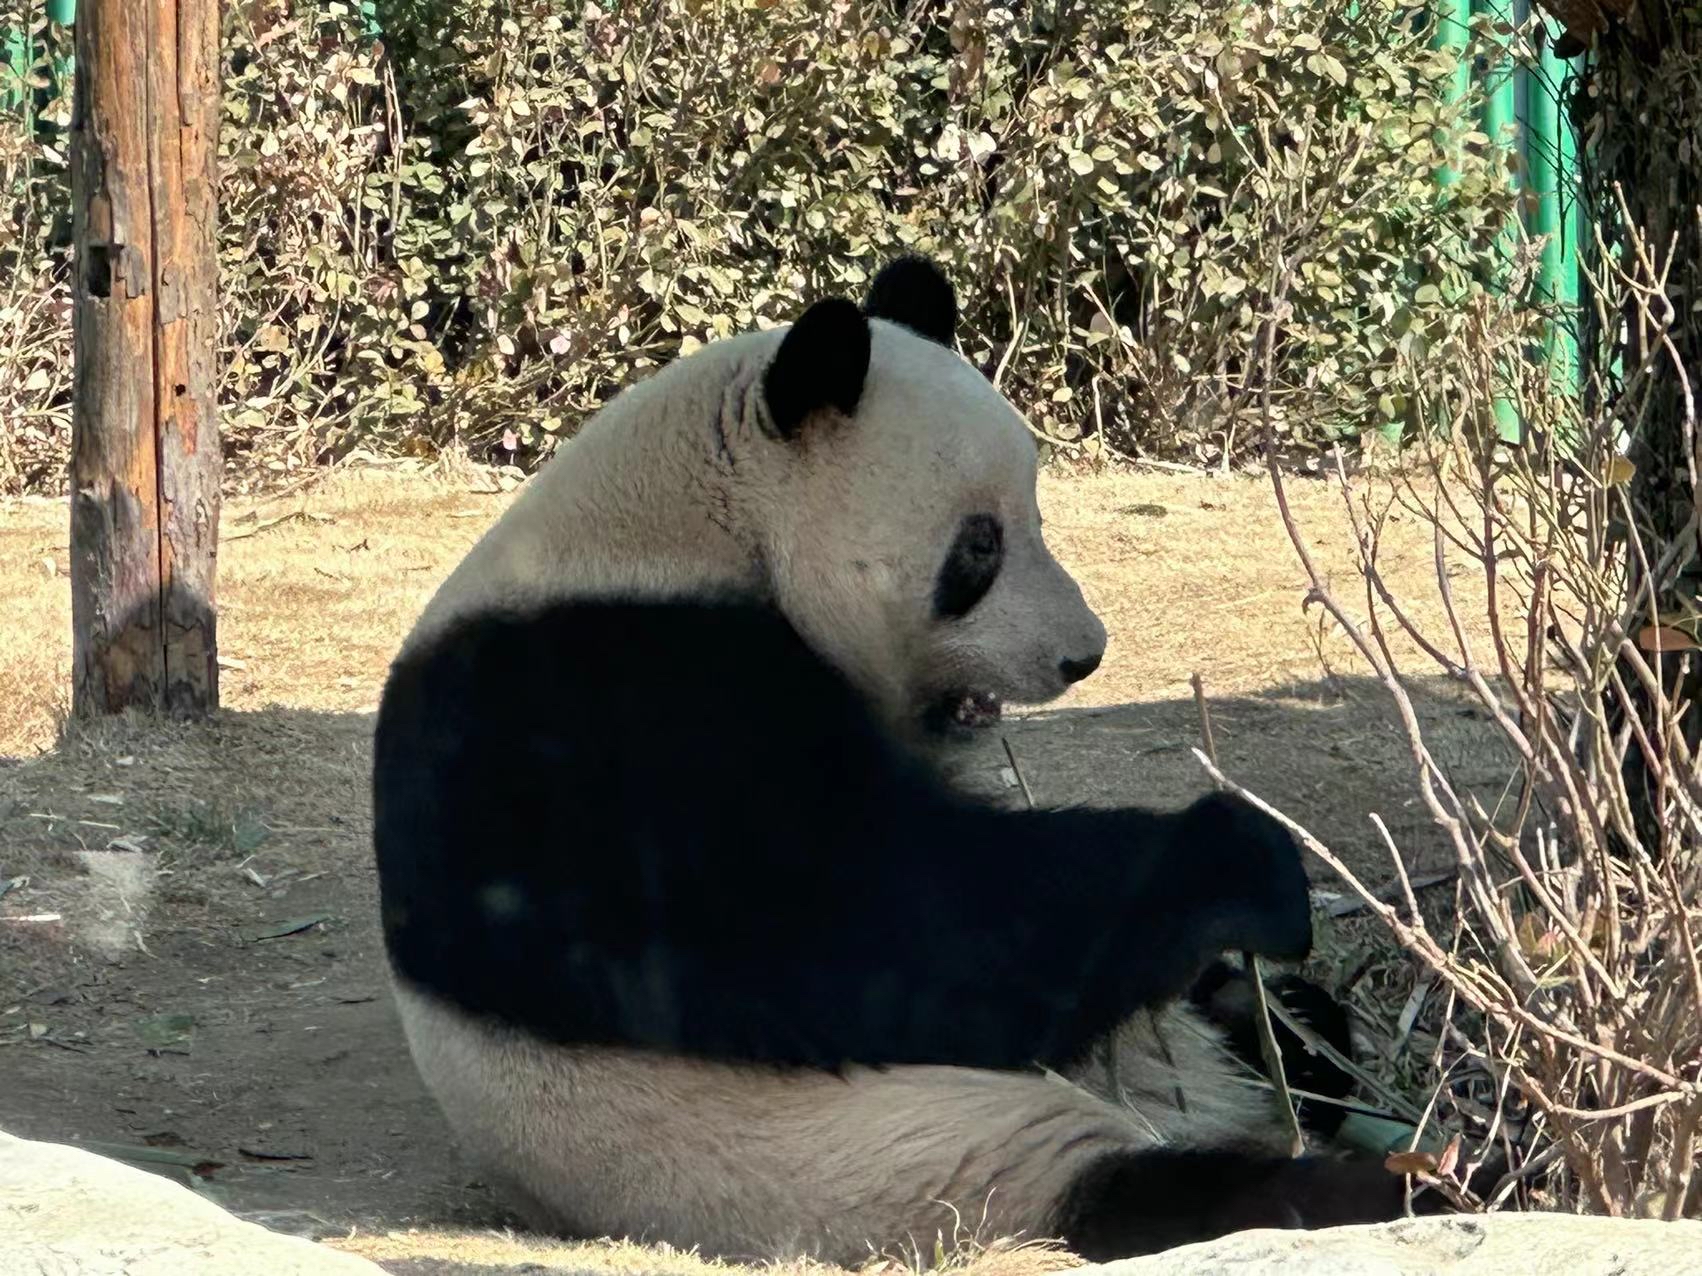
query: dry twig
[
  {"left": 1206, "top": 215, "right": 1702, "bottom": 1215},
  {"left": 1191, "top": 673, "right": 1305, "bottom": 1157}
]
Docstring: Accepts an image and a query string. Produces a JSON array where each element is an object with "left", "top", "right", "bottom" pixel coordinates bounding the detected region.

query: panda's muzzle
[
  {"left": 1059, "top": 651, "right": 1102, "bottom": 685},
  {"left": 922, "top": 689, "right": 1004, "bottom": 736},
  {"left": 920, "top": 540, "right": 1106, "bottom": 736},
  {"left": 920, "top": 640, "right": 1099, "bottom": 737}
]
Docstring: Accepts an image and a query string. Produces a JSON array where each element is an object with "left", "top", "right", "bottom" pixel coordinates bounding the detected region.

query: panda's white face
[{"left": 753, "top": 317, "right": 1107, "bottom": 737}]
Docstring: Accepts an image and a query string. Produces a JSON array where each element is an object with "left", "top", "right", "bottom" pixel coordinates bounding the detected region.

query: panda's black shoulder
[
  {"left": 383, "top": 593, "right": 823, "bottom": 691},
  {"left": 370, "top": 594, "right": 953, "bottom": 1061},
  {"left": 376, "top": 593, "right": 882, "bottom": 760},
  {"left": 371, "top": 591, "right": 916, "bottom": 893}
]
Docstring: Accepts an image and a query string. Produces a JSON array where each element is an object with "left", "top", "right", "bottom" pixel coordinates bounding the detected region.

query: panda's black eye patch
[{"left": 934, "top": 514, "right": 1004, "bottom": 619}]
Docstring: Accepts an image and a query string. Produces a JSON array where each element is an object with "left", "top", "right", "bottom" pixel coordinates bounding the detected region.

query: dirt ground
[{"left": 0, "top": 464, "right": 1513, "bottom": 1273}]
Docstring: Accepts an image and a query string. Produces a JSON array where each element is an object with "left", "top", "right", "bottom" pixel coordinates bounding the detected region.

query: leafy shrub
[
  {"left": 0, "top": 0, "right": 1522, "bottom": 493},
  {"left": 0, "top": 4, "right": 71, "bottom": 493}
]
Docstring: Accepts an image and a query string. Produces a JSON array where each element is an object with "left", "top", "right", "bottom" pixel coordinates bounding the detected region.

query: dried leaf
[
  {"left": 1515, "top": 911, "right": 1565, "bottom": 962},
  {"left": 1637, "top": 625, "right": 1700, "bottom": 653},
  {"left": 1384, "top": 1148, "right": 1440, "bottom": 1177},
  {"left": 1436, "top": 1133, "right": 1462, "bottom": 1179}
]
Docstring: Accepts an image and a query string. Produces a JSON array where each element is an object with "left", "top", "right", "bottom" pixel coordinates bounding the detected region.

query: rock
[
  {"left": 1087, "top": 1214, "right": 1702, "bottom": 1276},
  {"left": 0, "top": 1127, "right": 384, "bottom": 1275}
]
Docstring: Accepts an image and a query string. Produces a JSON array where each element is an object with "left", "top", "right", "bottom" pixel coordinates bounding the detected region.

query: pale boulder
[
  {"left": 0, "top": 1127, "right": 384, "bottom": 1276},
  {"left": 1086, "top": 1213, "right": 1702, "bottom": 1276}
]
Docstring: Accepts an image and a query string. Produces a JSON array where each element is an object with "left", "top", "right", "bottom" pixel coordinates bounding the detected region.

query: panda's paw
[
  {"left": 1058, "top": 1149, "right": 1406, "bottom": 1261},
  {"left": 1173, "top": 791, "right": 1313, "bottom": 962},
  {"left": 1188, "top": 961, "right": 1355, "bottom": 1139}
]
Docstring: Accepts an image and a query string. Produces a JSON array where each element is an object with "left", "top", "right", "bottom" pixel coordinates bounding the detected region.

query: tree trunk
[
  {"left": 1577, "top": 5, "right": 1702, "bottom": 856},
  {"left": 68, "top": 0, "right": 222, "bottom": 718}
]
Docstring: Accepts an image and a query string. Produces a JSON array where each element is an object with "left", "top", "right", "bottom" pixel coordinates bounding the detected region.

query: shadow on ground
[{"left": 0, "top": 674, "right": 1511, "bottom": 1265}]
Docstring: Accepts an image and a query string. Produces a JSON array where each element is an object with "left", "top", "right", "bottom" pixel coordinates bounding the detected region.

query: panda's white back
[{"left": 408, "top": 326, "right": 781, "bottom": 647}]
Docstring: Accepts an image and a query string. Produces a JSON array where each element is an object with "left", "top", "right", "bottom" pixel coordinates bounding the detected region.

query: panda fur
[
  {"left": 373, "top": 257, "right": 1406, "bottom": 1264},
  {"left": 1188, "top": 959, "right": 1355, "bottom": 1140}
]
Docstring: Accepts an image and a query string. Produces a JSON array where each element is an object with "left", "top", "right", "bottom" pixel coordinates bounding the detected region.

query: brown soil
[{"left": 0, "top": 466, "right": 1511, "bottom": 1273}]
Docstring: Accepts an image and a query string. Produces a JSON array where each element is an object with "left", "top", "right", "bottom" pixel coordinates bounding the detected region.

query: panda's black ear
[
  {"left": 764, "top": 297, "right": 871, "bottom": 440},
  {"left": 863, "top": 255, "right": 957, "bottom": 348}
]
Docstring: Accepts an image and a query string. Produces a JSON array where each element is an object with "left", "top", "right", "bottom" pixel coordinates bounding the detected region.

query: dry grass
[
  {"left": 326, "top": 1229, "right": 1080, "bottom": 1276},
  {"left": 0, "top": 471, "right": 491, "bottom": 758}
]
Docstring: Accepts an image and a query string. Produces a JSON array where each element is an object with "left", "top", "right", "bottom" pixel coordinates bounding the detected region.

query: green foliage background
[{"left": 1, "top": 0, "right": 1524, "bottom": 493}]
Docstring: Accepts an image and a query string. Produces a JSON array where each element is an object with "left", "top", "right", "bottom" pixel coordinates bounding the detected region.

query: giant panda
[{"left": 372, "top": 256, "right": 1412, "bottom": 1265}]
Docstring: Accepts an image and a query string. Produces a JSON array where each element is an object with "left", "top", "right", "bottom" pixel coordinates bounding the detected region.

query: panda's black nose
[{"left": 1059, "top": 652, "right": 1102, "bottom": 684}]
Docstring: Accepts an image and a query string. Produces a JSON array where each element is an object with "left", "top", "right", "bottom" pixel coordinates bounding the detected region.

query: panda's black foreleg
[
  {"left": 1054, "top": 1147, "right": 1407, "bottom": 1261},
  {"left": 376, "top": 597, "right": 1333, "bottom": 1076}
]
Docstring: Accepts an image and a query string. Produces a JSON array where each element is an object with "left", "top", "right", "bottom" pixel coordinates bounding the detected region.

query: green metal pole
[
  {"left": 1556, "top": 60, "right": 1583, "bottom": 402},
  {"left": 1432, "top": 0, "right": 1473, "bottom": 190},
  {"left": 1530, "top": 26, "right": 1581, "bottom": 397},
  {"left": 6, "top": 3, "right": 73, "bottom": 122},
  {"left": 45, "top": 0, "right": 73, "bottom": 111},
  {"left": 1575, "top": 47, "right": 1620, "bottom": 408},
  {"left": 1481, "top": 0, "right": 1519, "bottom": 181},
  {"left": 1479, "top": 0, "right": 1523, "bottom": 441},
  {"left": 1396, "top": 0, "right": 1476, "bottom": 447}
]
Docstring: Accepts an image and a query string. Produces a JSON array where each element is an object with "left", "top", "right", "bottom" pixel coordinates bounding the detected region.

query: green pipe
[
  {"left": 1523, "top": 41, "right": 1560, "bottom": 269},
  {"left": 5, "top": 2, "right": 72, "bottom": 121},
  {"left": 1534, "top": 28, "right": 1581, "bottom": 397},
  {"left": 1479, "top": 0, "right": 1519, "bottom": 167},
  {"left": 1474, "top": 0, "right": 1523, "bottom": 441},
  {"left": 1431, "top": 0, "right": 1473, "bottom": 190},
  {"left": 45, "top": 0, "right": 72, "bottom": 118},
  {"left": 1575, "top": 46, "right": 1620, "bottom": 404},
  {"left": 1394, "top": 0, "right": 1476, "bottom": 447}
]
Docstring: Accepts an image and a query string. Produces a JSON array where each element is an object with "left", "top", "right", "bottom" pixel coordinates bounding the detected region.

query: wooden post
[{"left": 68, "top": 0, "right": 222, "bottom": 718}]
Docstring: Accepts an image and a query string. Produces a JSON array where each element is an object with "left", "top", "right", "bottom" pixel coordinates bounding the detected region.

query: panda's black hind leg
[
  {"left": 1189, "top": 958, "right": 1354, "bottom": 1139},
  {"left": 1055, "top": 1147, "right": 1405, "bottom": 1261}
]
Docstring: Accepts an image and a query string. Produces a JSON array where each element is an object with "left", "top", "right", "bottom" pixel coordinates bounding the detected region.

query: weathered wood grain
[{"left": 69, "top": 0, "right": 221, "bottom": 718}]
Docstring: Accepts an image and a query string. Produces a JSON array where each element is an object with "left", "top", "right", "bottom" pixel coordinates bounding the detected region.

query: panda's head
[{"left": 739, "top": 256, "right": 1107, "bottom": 738}]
